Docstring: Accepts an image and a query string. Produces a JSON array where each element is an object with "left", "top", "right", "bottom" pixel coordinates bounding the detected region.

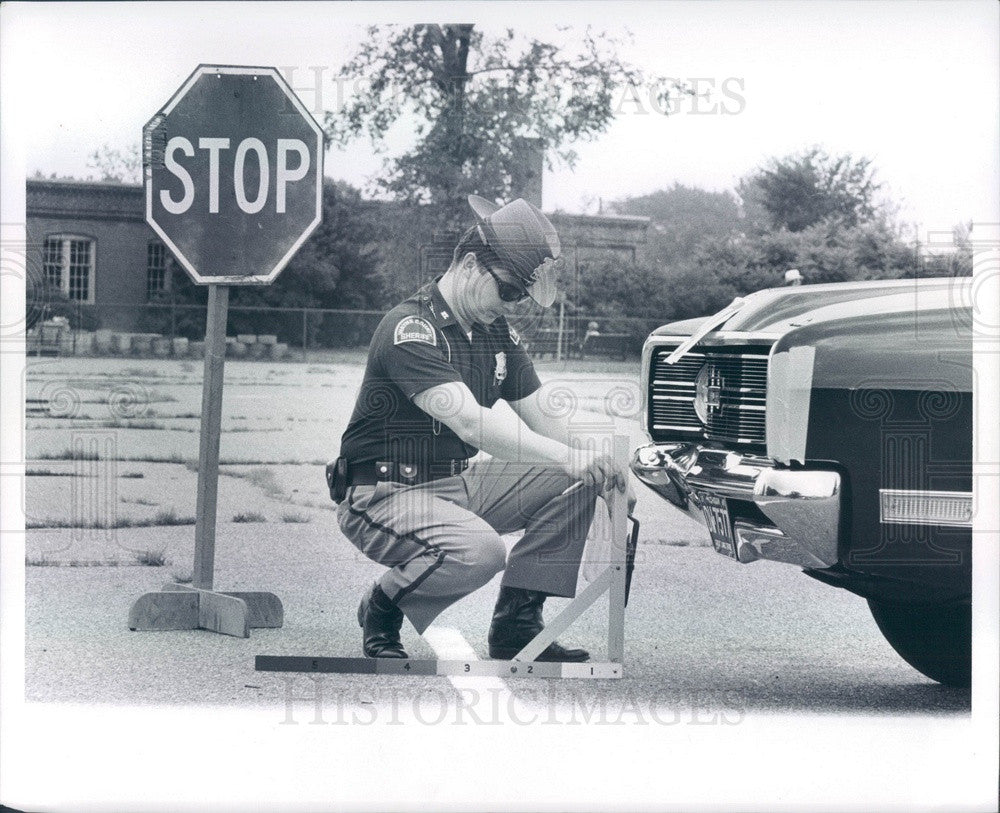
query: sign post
[{"left": 128, "top": 65, "right": 324, "bottom": 637}]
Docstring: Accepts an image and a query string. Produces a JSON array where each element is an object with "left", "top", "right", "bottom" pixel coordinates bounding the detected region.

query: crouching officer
[{"left": 330, "top": 195, "right": 631, "bottom": 661}]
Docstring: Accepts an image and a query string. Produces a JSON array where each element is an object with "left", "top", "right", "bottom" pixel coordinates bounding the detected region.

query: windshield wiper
[{"left": 663, "top": 296, "right": 746, "bottom": 365}]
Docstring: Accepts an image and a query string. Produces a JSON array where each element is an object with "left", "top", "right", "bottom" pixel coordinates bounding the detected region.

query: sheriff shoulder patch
[
  {"left": 393, "top": 316, "right": 436, "bottom": 346},
  {"left": 508, "top": 324, "right": 521, "bottom": 345}
]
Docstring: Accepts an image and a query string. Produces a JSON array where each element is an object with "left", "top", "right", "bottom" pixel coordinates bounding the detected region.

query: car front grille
[{"left": 648, "top": 345, "right": 771, "bottom": 447}]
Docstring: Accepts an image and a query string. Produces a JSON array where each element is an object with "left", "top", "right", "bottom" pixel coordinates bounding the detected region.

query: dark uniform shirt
[{"left": 339, "top": 280, "right": 541, "bottom": 466}]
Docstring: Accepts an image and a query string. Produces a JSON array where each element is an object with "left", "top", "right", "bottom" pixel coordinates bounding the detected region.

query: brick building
[{"left": 26, "top": 179, "right": 172, "bottom": 331}]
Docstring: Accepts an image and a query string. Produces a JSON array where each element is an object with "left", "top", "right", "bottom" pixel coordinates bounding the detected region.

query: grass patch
[
  {"left": 135, "top": 549, "right": 169, "bottom": 566},
  {"left": 232, "top": 511, "right": 266, "bottom": 523},
  {"left": 121, "top": 496, "right": 159, "bottom": 506},
  {"left": 122, "top": 452, "right": 188, "bottom": 464},
  {"left": 25, "top": 508, "right": 195, "bottom": 530},
  {"left": 222, "top": 467, "right": 283, "bottom": 498},
  {"left": 25, "top": 468, "right": 89, "bottom": 477},
  {"left": 25, "top": 555, "right": 59, "bottom": 566},
  {"left": 120, "top": 472, "right": 144, "bottom": 479},
  {"left": 117, "top": 420, "right": 168, "bottom": 430},
  {"left": 35, "top": 448, "right": 101, "bottom": 461},
  {"left": 150, "top": 508, "right": 194, "bottom": 526},
  {"left": 280, "top": 512, "right": 311, "bottom": 523}
]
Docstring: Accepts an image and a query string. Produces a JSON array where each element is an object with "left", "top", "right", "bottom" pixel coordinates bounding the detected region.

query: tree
[
  {"left": 610, "top": 184, "right": 741, "bottom": 270},
  {"left": 738, "top": 147, "right": 882, "bottom": 233},
  {"left": 87, "top": 144, "right": 142, "bottom": 184},
  {"left": 327, "top": 25, "right": 681, "bottom": 212}
]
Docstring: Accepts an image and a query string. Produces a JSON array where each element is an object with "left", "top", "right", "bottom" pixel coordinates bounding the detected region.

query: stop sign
[{"left": 143, "top": 65, "right": 324, "bottom": 284}]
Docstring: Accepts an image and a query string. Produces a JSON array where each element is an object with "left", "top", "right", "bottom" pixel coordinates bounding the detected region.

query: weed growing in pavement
[
  {"left": 35, "top": 448, "right": 101, "bottom": 461},
  {"left": 26, "top": 508, "right": 195, "bottom": 530},
  {"left": 120, "top": 472, "right": 144, "bottom": 479},
  {"left": 151, "top": 508, "right": 193, "bottom": 526},
  {"left": 112, "top": 420, "right": 168, "bottom": 430},
  {"left": 25, "top": 555, "right": 58, "bottom": 566},
  {"left": 129, "top": 451, "right": 187, "bottom": 464},
  {"left": 121, "top": 497, "right": 159, "bottom": 506},
  {"left": 233, "top": 511, "right": 267, "bottom": 523},
  {"left": 135, "top": 549, "right": 169, "bottom": 566},
  {"left": 281, "top": 512, "right": 311, "bottom": 523}
]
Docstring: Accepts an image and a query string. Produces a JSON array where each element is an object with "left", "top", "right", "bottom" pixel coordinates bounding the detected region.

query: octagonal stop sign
[{"left": 143, "top": 65, "right": 323, "bottom": 284}]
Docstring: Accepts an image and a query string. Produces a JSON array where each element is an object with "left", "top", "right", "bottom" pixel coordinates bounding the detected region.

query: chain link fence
[{"left": 26, "top": 300, "right": 663, "bottom": 361}]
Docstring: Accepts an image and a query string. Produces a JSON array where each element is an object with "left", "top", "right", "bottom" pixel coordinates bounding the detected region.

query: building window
[
  {"left": 147, "top": 241, "right": 171, "bottom": 300},
  {"left": 42, "top": 235, "right": 95, "bottom": 303}
]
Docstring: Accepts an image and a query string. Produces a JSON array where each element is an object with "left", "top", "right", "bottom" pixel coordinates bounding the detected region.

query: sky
[{"left": 3, "top": 0, "right": 999, "bottom": 236}]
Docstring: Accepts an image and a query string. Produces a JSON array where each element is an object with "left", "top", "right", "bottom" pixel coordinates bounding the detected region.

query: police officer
[{"left": 334, "top": 195, "right": 631, "bottom": 661}]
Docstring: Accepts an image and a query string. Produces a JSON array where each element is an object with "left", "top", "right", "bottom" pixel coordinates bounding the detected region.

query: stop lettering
[{"left": 161, "top": 136, "right": 310, "bottom": 215}]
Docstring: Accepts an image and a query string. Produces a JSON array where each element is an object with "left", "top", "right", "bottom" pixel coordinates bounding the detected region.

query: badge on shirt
[
  {"left": 508, "top": 325, "right": 521, "bottom": 345},
  {"left": 494, "top": 351, "right": 507, "bottom": 387},
  {"left": 394, "top": 316, "right": 437, "bottom": 347}
]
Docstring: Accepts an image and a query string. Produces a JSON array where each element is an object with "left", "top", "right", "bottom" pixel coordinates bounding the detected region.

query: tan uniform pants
[{"left": 337, "top": 460, "right": 601, "bottom": 633}]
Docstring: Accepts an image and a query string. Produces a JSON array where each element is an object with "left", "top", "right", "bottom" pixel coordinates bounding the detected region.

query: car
[{"left": 630, "top": 277, "right": 974, "bottom": 687}]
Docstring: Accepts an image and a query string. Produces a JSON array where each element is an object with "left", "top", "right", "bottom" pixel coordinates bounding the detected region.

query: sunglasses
[{"left": 485, "top": 266, "right": 530, "bottom": 303}]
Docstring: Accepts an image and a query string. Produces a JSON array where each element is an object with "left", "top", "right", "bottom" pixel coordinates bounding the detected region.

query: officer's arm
[
  {"left": 413, "top": 381, "right": 568, "bottom": 465},
  {"left": 507, "top": 391, "right": 578, "bottom": 445},
  {"left": 509, "top": 389, "right": 635, "bottom": 504}
]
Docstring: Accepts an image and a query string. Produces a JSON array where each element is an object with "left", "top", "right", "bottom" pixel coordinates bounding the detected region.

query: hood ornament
[{"left": 664, "top": 297, "right": 746, "bottom": 365}]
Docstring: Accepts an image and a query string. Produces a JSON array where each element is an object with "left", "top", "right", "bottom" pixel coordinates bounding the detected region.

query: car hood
[{"left": 651, "top": 278, "right": 971, "bottom": 337}]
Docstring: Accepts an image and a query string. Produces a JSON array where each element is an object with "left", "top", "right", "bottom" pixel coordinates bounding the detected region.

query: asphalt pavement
[{"left": 24, "top": 521, "right": 971, "bottom": 717}]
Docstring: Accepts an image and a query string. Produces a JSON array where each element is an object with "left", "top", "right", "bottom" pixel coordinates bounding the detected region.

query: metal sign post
[
  {"left": 256, "top": 437, "right": 631, "bottom": 677},
  {"left": 128, "top": 65, "right": 323, "bottom": 637}
]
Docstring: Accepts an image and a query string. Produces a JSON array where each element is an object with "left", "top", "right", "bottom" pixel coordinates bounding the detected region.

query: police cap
[{"left": 468, "top": 195, "right": 561, "bottom": 308}]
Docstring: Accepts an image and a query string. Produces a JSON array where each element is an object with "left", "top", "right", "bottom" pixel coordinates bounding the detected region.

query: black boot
[
  {"left": 488, "top": 586, "right": 589, "bottom": 662},
  {"left": 357, "top": 583, "right": 408, "bottom": 658}
]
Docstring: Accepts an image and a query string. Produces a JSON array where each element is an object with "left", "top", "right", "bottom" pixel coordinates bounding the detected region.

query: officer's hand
[{"left": 566, "top": 449, "right": 627, "bottom": 493}]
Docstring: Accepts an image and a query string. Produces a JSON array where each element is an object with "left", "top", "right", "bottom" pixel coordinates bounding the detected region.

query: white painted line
[
  {"left": 423, "top": 625, "right": 519, "bottom": 721},
  {"left": 422, "top": 626, "right": 505, "bottom": 687}
]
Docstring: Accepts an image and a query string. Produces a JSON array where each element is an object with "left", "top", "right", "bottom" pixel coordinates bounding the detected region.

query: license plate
[{"left": 694, "top": 491, "right": 737, "bottom": 559}]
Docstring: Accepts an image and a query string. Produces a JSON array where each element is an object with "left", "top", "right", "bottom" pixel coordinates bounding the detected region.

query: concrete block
[
  {"left": 94, "top": 329, "right": 113, "bottom": 354},
  {"left": 227, "top": 341, "right": 247, "bottom": 358},
  {"left": 110, "top": 333, "right": 132, "bottom": 355},
  {"left": 152, "top": 338, "right": 172, "bottom": 357},
  {"left": 237, "top": 334, "right": 257, "bottom": 344},
  {"left": 73, "top": 332, "right": 95, "bottom": 355},
  {"left": 172, "top": 337, "right": 189, "bottom": 356},
  {"left": 131, "top": 335, "right": 154, "bottom": 356},
  {"left": 258, "top": 334, "right": 278, "bottom": 345},
  {"left": 270, "top": 342, "right": 289, "bottom": 360}
]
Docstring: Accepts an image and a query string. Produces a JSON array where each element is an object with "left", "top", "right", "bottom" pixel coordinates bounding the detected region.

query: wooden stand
[
  {"left": 128, "top": 285, "right": 283, "bottom": 638},
  {"left": 256, "top": 438, "right": 629, "bottom": 678}
]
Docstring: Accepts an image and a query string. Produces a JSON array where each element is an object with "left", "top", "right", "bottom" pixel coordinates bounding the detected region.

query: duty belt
[{"left": 346, "top": 459, "right": 469, "bottom": 487}]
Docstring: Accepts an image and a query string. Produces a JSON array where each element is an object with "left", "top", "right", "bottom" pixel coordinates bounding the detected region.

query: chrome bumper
[{"left": 631, "top": 442, "right": 841, "bottom": 569}]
